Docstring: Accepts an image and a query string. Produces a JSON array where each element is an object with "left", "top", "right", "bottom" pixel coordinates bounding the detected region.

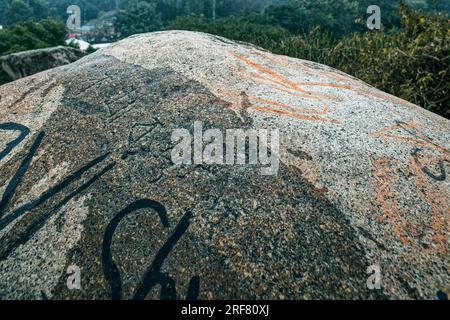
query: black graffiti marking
[
  {"left": 0, "top": 150, "right": 111, "bottom": 232},
  {"left": 102, "top": 200, "right": 199, "bottom": 300},
  {"left": 396, "top": 121, "right": 434, "bottom": 142},
  {"left": 411, "top": 148, "right": 447, "bottom": 182},
  {"left": 0, "top": 123, "right": 117, "bottom": 261},
  {"left": 1, "top": 122, "right": 198, "bottom": 298},
  {"left": 410, "top": 147, "right": 422, "bottom": 157},
  {"left": 0, "top": 122, "right": 30, "bottom": 162},
  {"left": 0, "top": 161, "right": 116, "bottom": 261},
  {"left": 40, "top": 291, "right": 49, "bottom": 300},
  {"left": 0, "top": 131, "right": 44, "bottom": 218},
  {"left": 186, "top": 276, "right": 200, "bottom": 300},
  {"left": 422, "top": 162, "right": 446, "bottom": 181},
  {"left": 133, "top": 209, "right": 195, "bottom": 300},
  {"left": 102, "top": 199, "right": 169, "bottom": 300}
]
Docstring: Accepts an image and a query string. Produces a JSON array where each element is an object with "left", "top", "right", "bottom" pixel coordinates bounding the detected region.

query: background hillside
[{"left": 0, "top": 0, "right": 449, "bottom": 118}]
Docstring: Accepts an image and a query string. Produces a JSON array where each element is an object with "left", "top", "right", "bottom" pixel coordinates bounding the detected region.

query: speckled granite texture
[{"left": 0, "top": 31, "right": 448, "bottom": 300}]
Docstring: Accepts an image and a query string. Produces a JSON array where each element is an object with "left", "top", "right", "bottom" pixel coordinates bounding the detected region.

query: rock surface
[
  {"left": 0, "top": 31, "right": 448, "bottom": 300},
  {"left": 1, "top": 46, "right": 84, "bottom": 81}
]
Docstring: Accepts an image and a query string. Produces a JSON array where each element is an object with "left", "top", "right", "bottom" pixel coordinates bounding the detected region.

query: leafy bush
[
  {"left": 115, "top": 0, "right": 163, "bottom": 37},
  {"left": 0, "top": 19, "right": 67, "bottom": 56},
  {"left": 169, "top": 15, "right": 290, "bottom": 47},
  {"left": 330, "top": 5, "right": 449, "bottom": 118}
]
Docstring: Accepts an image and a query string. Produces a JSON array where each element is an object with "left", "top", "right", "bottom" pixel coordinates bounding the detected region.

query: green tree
[
  {"left": 264, "top": 0, "right": 359, "bottom": 38},
  {"left": 0, "top": 0, "right": 57, "bottom": 26},
  {"left": 4, "top": 0, "right": 34, "bottom": 24},
  {"left": 169, "top": 14, "right": 290, "bottom": 45},
  {"left": 115, "top": 0, "right": 163, "bottom": 37},
  {"left": 0, "top": 19, "right": 67, "bottom": 55}
]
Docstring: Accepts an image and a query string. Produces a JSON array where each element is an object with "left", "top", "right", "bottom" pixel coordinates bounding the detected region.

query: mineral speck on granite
[{"left": 0, "top": 31, "right": 448, "bottom": 300}]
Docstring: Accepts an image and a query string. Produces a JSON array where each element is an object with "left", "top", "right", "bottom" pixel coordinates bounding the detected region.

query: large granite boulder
[
  {"left": 1, "top": 46, "right": 84, "bottom": 81},
  {"left": 0, "top": 31, "right": 448, "bottom": 300}
]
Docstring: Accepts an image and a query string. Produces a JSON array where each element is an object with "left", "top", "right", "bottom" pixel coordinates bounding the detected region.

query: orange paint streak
[
  {"left": 229, "top": 52, "right": 344, "bottom": 124},
  {"left": 373, "top": 156, "right": 412, "bottom": 246},
  {"left": 372, "top": 121, "right": 449, "bottom": 253},
  {"left": 264, "top": 83, "right": 320, "bottom": 101},
  {"left": 236, "top": 51, "right": 421, "bottom": 111},
  {"left": 229, "top": 52, "right": 428, "bottom": 128},
  {"left": 408, "top": 156, "right": 449, "bottom": 253},
  {"left": 231, "top": 52, "right": 308, "bottom": 93},
  {"left": 296, "top": 82, "right": 354, "bottom": 90},
  {"left": 323, "top": 71, "right": 355, "bottom": 83},
  {"left": 261, "top": 52, "right": 352, "bottom": 84}
]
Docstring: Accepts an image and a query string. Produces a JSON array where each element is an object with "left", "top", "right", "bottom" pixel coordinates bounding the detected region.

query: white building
[{"left": 65, "top": 38, "right": 91, "bottom": 51}]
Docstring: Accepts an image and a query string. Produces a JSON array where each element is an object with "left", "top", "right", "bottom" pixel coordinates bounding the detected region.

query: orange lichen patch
[{"left": 373, "top": 156, "right": 412, "bottom": 246}]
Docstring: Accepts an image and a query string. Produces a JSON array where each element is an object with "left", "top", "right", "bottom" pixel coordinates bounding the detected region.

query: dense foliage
[
  {"left": 0, "top": 19, "right": 66, "bottom": 55},
  {"left": 115, "top": 0, "right": 163, "bottom": 37},
  {"left": 335, "top": 5, "right": 449, "bottom": 118},
  {"left": 0, "top": 0, "right": 55, "bottom": 26}
]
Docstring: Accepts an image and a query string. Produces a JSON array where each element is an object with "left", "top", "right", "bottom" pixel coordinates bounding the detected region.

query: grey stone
[
  {"left": 1, "top": 46, "right": 84, "bottom": 81},
  {"left": 0, "top": 31, "right": 448, "bottom": 300}
]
